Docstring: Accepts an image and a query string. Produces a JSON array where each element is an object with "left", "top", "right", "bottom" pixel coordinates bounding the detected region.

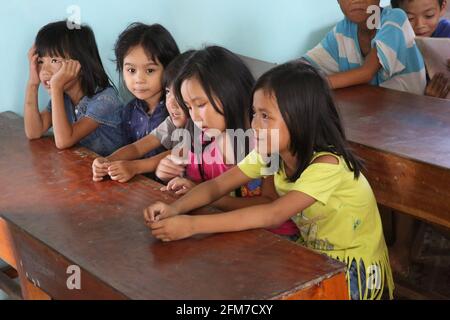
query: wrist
[{"left": 27, "top": 82, "right": 39, "bottom": 90}]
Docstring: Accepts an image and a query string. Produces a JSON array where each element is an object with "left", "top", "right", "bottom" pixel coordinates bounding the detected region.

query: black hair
[
  {"left": 35, "top": 20, "right": 113, "bottom": 98},
  {"left": 173, "top": 46, "right": 255, "bottom": 133},
  {"left": 114, "top": 23, "right": 180, "bottom": 73},
  {"left": 163, "top": 50, "right": 195, "bottom": 90},
  {"left": 173, "top": 46, "right": 255, "bottom": 163},
  {"left": 254, "top": 62, "right": 363, "bottom": 182},
  {"left": 391, "top": 0, "right": 444, "bottom": 8}
]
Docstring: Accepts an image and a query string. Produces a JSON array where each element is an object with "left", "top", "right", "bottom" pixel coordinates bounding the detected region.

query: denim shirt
[
  {"left": 121, "top": 98, "right": 168, "bottom": 158},
  {"left": 46, "top": 87, "right": 126, "bottom": 156}
]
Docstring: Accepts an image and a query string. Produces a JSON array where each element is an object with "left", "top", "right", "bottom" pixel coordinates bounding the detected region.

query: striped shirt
[{"left": 304, "top": 8, "right": 426, "bottom": 95}]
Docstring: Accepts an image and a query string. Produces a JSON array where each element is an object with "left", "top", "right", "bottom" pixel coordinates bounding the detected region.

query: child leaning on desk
[
  {"left": 92, "top": 51, "right": 194, "bottom": 183},
  {"left": 24, "top": 20, "right": 125, "bottom": 156},
  {"left": 144, "top": 62, "right": 395, "bottom": 300}
]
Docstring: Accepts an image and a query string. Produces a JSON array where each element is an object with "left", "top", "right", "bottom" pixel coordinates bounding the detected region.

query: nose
[
  {"left": 190, "top": 107, "right": 202, "bottom": 123},
  {"left": 135, "top": 71, "right": 146, "bottom": 84}
]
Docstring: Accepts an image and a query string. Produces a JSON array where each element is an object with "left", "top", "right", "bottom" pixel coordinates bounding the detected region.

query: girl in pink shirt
[{"left": 156, "top": 46, "right": 299, "bottom": 239}]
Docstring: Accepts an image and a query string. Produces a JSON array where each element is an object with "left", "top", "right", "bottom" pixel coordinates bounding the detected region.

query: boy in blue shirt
[
  {"left": 304, "top": 0, "right": 427, "bottom": 95},
  {"left": 392, "top": 0, "right": 450, "bottom": 98}
]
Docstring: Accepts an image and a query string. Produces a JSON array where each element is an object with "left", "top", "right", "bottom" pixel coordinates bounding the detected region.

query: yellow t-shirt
[{"left": 238, "top": 150, "right": 394, "bottom": 300}]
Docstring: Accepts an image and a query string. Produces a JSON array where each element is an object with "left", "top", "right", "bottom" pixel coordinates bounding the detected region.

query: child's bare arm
[
  {"left": 144, "top": 166, "right": 251, "bottom": 222},
  {"left": 24, "top": 45, "right": 52, "bottom": 139},
  {"left": 149, "top": 190, "right": 316, "bottom": 242},
  {"left": 108, "top": 151, "right": 170, "bottom": 183},
  {"left": 211, "top": 176, "right": 278, "bottom": 211},
  {"left": 51, "top": 60, "right": 101, "bottom": 149},
  {"left": 328, "top": 48, "right": 381, "bottom": 89},
  {"left": 108, "top": 134, "right": 163, "bottom": 162}
]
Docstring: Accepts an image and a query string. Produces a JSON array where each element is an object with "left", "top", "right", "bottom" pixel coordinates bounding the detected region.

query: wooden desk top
[
  {"left": 0, "top": 112, "right": 346, "bottom": 300},
  {"left": 335, "top": 85, "right": 450, "bottom": 170}
]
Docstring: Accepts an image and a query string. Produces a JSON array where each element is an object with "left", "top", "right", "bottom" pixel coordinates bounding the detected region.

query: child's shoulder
[
  {"left": 380, "top": 7, "right": 408, "bottom": 26},
  {"left": 433, "top": 19, "right": 450, "bottom": 38},
  {"left": 87, "top": 87, "right": 122, "bottom": 107}
]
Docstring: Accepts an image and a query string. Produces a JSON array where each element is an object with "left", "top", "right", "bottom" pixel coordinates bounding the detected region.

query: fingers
[{"left": 144, "top": 205, "right": 161, "bottom": 223}]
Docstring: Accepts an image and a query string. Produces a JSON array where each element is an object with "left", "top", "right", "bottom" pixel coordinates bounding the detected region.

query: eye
[
  {"left": 197, "top": 104, "right": 207, "bottom": 109},
  {"left": 127, "top": 68, "right": 136, "bottom": 74},
  {"left": 165, "top": 88, "right": 170, "bottom": 95},
  {"left": 51, "top": 58, "right": 59, "bottom": 63},
  {"left": 37, "top": 59, "right": 43, "bottom": 65},
  {"left": 425, "top": 14, "right": 434, "bottom": 19},
  {"left": 146, "top": 69, "right": 155, "bottom": 74},
  {"left": 261, "top": 112, "right": 269, "bottom": 120}
]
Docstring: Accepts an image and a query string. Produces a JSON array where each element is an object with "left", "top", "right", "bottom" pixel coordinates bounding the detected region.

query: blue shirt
[
  {"left": 304, "top": 8, "right": 427, "bottom": 95},
  {"left": 432, "top": 19, "right": 450, "bottom": 38},
  {"left": 121, "top": 98, "right": 168, "bottom": 158},
  {"left": 46, "top": 87, "right": 126, "bottom": 157}
]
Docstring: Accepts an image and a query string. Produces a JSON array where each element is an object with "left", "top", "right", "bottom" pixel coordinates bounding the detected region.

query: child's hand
[
  {"left": 107, "top": 161, "right": 137, "bottom": 183},
  {"left": 144, "top": 201, "right": 180, "bottom": 224},
  {"left": 155, "top": 155, "right": 186, "bottom": 182},
  {"left": 27, "top": 45, "right": 40, "bottom": 87},
  {"left": 50, "top": 59, "right": 81, "bottom": 91},
  {"left": 92, "top": 157, "right": 110, "bottom": 182},
  {"left": 425, "top": 73, "right": 450, "bottom": 98},
  {"left": 161, "top": 177, "right": 196, "bottom": 195},
  {"left": 148, "top": 215, "right": 195, "bottom": 242}
]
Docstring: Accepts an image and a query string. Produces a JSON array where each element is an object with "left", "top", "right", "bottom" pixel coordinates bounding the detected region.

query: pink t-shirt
[{"left": 186, "top": 135, "right": 298, "bottom": 237}]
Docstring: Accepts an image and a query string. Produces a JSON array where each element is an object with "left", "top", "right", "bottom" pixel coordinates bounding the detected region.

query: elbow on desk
[
  {"left": 54, "top": 138, "right": 75, "bottom": 150},
  {"left": 24, "top": 129, "right": 43, "bottom": 141}
]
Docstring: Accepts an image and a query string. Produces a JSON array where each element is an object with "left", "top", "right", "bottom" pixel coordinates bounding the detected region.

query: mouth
[{"left": 133, "top": 89, "right": 149, "bottom": 95}]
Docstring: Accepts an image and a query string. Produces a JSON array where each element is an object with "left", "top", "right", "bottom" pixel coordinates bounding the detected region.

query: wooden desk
[
  {"left": 335, "top": 85, "right": 450, "bottom": 228},
  {"left": 0, "top": 112, "right": 348, "bottom": 300}
]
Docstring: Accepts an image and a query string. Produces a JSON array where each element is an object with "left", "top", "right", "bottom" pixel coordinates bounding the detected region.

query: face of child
[
  {"left": 37, "top": 55, "right": 78, "bottom": 93},
  {"left": 180, "top": 77, "right": 226, "bottom": 136},
  {"left": 400, "top": 0, "right": 447, "bottom": 37},
  {"left": 251, "top": 89, "right": 291, "bottom": 157},
  {"left": 123, "top": 45, "right": 164, "bottom": 107},
  {"left": 338, "top": 0, "right": 381, "bottom": 24},
  {"left": 165, "top": 86, "right": 187, "bottom": 128}
]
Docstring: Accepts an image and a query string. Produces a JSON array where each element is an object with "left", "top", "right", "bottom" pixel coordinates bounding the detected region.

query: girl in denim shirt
[
  {"left": 24, "top": 20, "right": 125, "bottom": 157},
  {"left": 114, "top": 23, "right": 180, "bottom": 158}
]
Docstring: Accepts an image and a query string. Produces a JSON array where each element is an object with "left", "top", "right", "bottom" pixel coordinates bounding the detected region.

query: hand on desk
[
  {"left": 155, "top": 155, "right": 186, "bottom": 182},
  {"left": 92, "top": 157, "right": 110, "bottom": 181},
  {"left": 144, "top": 201, "right": 192, "bottom": 242},
  {"left": 425, "top": 73, "right": 450, "bottom": 99},
  {"left": 107, "top": 161, "right": 137, "bottom": 183},
  {"left": 147, "top": 215, "right": 194, "bottom": 242},
  {"left": 161, "top": 177, "right": 196, "bottom": 195}
]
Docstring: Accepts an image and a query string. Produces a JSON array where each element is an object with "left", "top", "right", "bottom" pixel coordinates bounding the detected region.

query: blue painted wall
[{"left": 0, "top": 0, "right": 390, "bottom": 114}]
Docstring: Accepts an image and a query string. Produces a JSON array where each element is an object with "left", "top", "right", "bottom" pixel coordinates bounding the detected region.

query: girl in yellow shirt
[{"left": 143, "top": 61, "right": 394, "bottom": 300}]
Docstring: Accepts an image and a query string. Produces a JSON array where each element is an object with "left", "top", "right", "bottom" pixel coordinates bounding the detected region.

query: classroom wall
[{"left": 0, "top": 0, "right": 391, "bottom": 115}]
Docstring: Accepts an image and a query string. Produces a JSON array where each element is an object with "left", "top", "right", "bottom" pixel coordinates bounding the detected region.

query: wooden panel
[
  {"left": 283, "top": 273, "right": 349, "bottom": 300},
  {"left": 335, "top": 85, "right": 450, "bottom": 169},
  {"left": 352, "top": 144, "right": 450, "bottom": 228},
  {"left": 0, "top": 113, "right": 347, "bottom": 300},
  {"left": 0, "top": 218, "right": 16, "bottom": 268},
  {"left": 334, "top": 85, "right": 450, "bottom": 227}
]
